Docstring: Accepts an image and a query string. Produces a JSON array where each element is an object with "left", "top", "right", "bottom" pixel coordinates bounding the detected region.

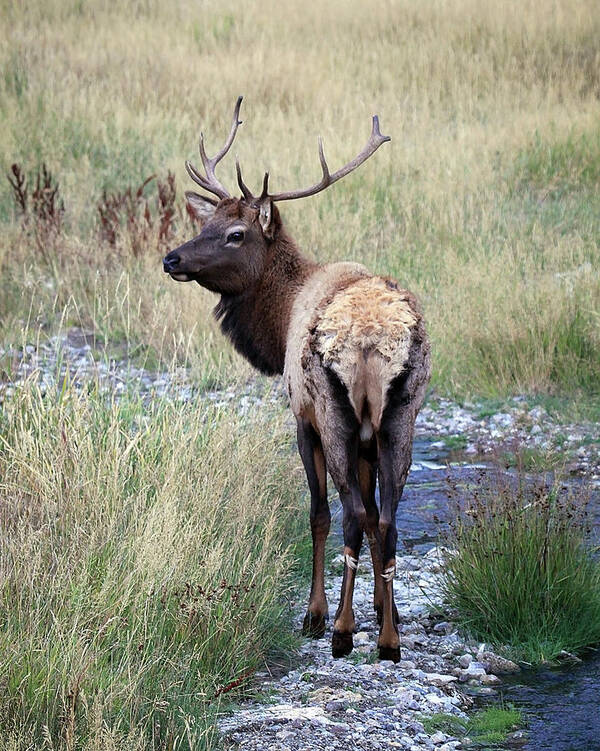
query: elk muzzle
[{"left": 163, "top": 250, "right": 194, "bottom": 282}]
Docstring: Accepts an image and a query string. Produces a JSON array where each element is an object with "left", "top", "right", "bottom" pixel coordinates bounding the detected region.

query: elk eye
[{"left": 226, "top": 230, "right": 244, "bottom": 243}]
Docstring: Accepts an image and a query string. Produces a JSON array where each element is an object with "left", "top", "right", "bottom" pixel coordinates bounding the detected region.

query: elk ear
[
  {"left": 258, "top": 198, "right": 275, "bottom": 239},
  {"left": 185, "top": 191, "right": 218, "bottom": 225}
]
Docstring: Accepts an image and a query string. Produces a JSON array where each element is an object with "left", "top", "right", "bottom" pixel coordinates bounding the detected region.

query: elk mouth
[{"left": 167, "top": 271, "right": 194, "bottom": 282}]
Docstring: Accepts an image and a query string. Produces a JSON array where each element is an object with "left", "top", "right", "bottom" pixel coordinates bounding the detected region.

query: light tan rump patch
[{"left": 314, "top": 277, "right": 417, "bottom": 429}]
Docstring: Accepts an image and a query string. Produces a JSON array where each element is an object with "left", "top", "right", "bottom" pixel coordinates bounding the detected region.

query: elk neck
[{"left": 214, "top": 227, "right": 319, "bottom": 375}]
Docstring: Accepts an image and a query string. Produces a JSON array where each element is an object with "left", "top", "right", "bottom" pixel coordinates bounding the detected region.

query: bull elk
[{"left": 163, "top": 98, "right": 431, "bottom": 661}]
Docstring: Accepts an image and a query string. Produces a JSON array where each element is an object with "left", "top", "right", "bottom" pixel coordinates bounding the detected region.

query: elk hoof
[
  {"left": 331, "top": 630, "right": 354, "bottom": 658},
  {"left": 378, "top": 644, "right": 401, "bottom": 663},
  {"left": 302, "top": 611, "right": 327, "bottom": 639}
]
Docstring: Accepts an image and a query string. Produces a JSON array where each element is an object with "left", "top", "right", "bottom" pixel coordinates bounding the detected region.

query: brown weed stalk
[
  {"left": 6, "top": 162, "right": 65, "bottom": 262},
  {"left": 97, "top": 171, "right": 177, "bottom": 255}
]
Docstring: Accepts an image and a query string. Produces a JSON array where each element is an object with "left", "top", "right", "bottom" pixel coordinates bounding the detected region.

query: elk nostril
[{"left": 163, "top": 252, "right": 181, "bottom": 271}]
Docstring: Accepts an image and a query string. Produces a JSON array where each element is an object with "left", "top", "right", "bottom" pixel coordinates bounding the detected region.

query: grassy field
[{"left": 1, "top": 0, "right": 599, "bottom": 747}]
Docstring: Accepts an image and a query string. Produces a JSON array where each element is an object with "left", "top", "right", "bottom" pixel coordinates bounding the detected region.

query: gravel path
[{"left": 219, "top": 546, "right": 525, "bottom": 751}]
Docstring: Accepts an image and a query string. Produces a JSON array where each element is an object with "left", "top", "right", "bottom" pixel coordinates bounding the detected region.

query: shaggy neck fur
[{"left": 214, "top": 227, "right": 318, "bottom": 375}]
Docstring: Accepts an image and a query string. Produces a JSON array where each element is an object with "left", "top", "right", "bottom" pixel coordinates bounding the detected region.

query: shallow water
[
  {"left": 401, "top": 438, "right": 600, "bottom": 750},
  {"left": 501, "top": 657, "right": 600, "bottom": 751}
]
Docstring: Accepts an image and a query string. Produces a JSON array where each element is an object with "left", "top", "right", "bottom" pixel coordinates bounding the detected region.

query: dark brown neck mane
[{"left": 214, "top": 227, "right": 318, "bottom": 375}]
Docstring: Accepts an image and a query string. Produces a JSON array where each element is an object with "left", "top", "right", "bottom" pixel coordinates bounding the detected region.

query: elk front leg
[{"left": 297, "top": 418, "right": 331, "bottom": 638}]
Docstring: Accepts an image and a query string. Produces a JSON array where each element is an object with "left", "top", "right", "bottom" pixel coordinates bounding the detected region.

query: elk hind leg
[
  {"left": 357, "top": 445, "right": 386, "bottom": 625},
  {"left": 376, "top": 415, "right": 414, "bottom": 662},
  {"left": 331, "top": 482, "right": 364, "bottom": 658},
  {"left": 297, "top": 418, "right": 331, "bottom": 639}
]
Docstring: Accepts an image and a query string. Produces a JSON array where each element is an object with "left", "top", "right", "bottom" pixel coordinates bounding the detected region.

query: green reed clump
[{"left": 442, "top": 469, "right": 600, "bottom": 663}]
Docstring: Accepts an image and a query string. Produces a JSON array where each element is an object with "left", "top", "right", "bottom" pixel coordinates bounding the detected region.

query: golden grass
[{"left": 1, "top": 0, "right": 599, "bottom": 396}]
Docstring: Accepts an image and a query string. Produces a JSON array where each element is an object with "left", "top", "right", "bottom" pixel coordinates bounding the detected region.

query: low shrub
[
  {"left": 441, "top": 468, "right": 600, "bottom": 663},
  {"left": 97, "top": 171, "right": 180, "bottom": 255}
]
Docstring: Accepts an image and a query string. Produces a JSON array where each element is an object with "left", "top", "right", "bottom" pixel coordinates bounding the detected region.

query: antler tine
[
  {"left": 214, "top": 95, "right": 243, "bottom": 163},
  {"left": 186, "top": 96, "right": 244, "bottom": 200},
  {"left": 185, "top": 160, "right": 213, "bottom": 192},
  {"left": 266, "top": 115, "right": 390, "bottom": 203},
  {"left": 235, "top": 159, "right": 254, "bottom": 201}
]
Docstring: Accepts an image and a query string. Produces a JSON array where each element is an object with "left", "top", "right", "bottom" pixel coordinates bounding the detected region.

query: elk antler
[
  {"left": 186, "top": 96, "right": 243, "bottom": 200},
  {"left": 236, "top": 115, "right": 390, "bottom": 203}
]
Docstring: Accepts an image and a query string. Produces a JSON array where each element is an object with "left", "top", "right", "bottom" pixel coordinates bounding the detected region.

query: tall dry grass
[
  {"left": 1, "top": 0, "right": 599, "bottom": 398},
  {"left": 0, "top": 378, "right": 305, "bottom": 749}
]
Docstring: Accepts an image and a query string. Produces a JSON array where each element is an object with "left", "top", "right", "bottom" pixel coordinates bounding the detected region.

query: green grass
[
  {"left": 442, "top": 471, "right": 600, "bottom": 664},
  {"left": 499, "top": 446, "right": 564, "bottom": 473},
  {"left": 0, "top": 376, "right": 307, "bottom": 749},
  {"left": 443, "top": 435, "right": 469, "bottom": 451},
  {"left": 421, "top": 706, "right": 523, "bottom": 747}
]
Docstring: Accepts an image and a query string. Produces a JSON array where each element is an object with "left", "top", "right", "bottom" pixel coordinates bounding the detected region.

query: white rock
[
  {"left": 425, "top": 673, "right": 458, "bottom": 687},
  {"left": 459, "top": 662, "right": 487, "bottom": 681}
]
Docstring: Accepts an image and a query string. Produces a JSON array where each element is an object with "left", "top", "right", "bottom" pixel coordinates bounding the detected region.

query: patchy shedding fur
[
  {"left": 285, "top": 262, "right": 370, "bottom": 418},
  {"left": 315, "top": 277, "right": 417, "bottom": 429},
  {"left": 285, "top": 268, "right": 420, "bottom": 432}
]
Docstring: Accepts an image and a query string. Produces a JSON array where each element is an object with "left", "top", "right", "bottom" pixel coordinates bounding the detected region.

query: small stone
[
  {"left": 431, "top": 730, "right": 448, "bottom": 744},
  {"left": 433, "top": 621, "right": 452, "bottom": 634},
  {"left": 480, "top": 674, "right": 502, "bottom": 685},
  {"left": 425, "top": 672, "right": 459, "bottom": 687},
  {"left": 275, "top": 729, "right": 295, "bottom": 741},
  {"left": 459, "top": 662, "right": 487, "bottom": 681},
  {"left": 326, "top": 700, "right": 346, "bottom": 712},
  {"left": 457, "top": 653, "right": 474, "bottom": 668},
  {"left": 479, "top": 652, "right": 520, "bottom": 674},
  {"left": 398, "top": 659, "right": 417, "bottom": 670}
]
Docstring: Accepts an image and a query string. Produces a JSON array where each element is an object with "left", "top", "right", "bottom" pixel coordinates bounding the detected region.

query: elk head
[{"left": 163, "top": 96, "right": 390, "bottom": 293}]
